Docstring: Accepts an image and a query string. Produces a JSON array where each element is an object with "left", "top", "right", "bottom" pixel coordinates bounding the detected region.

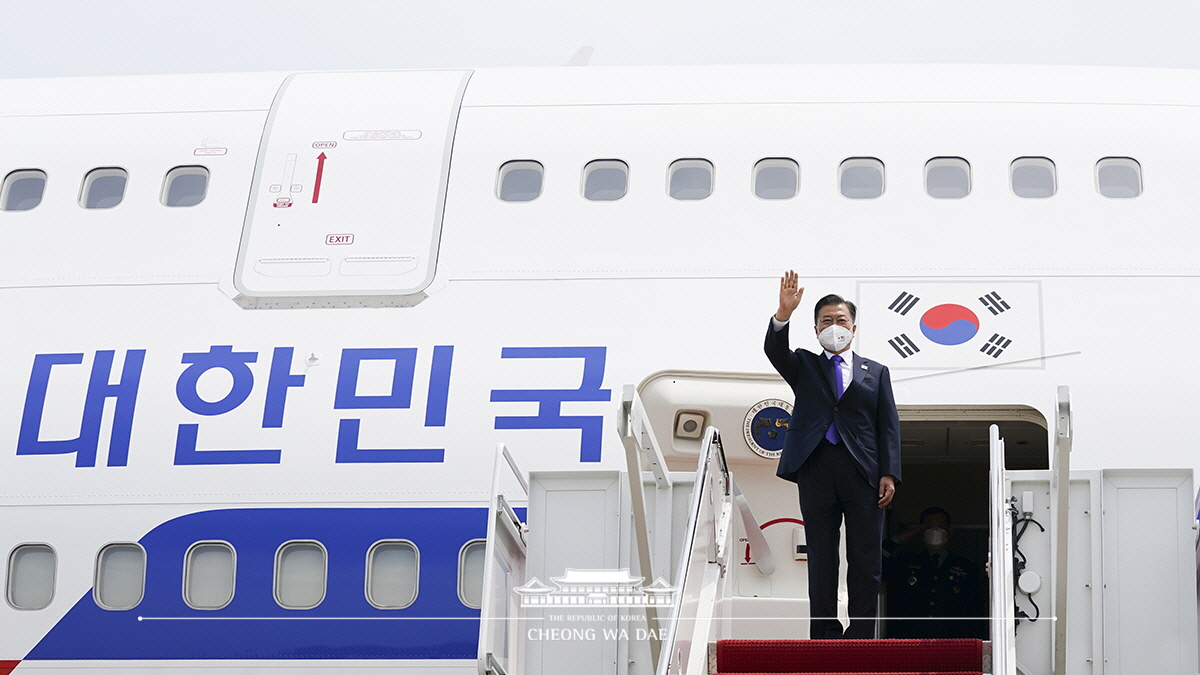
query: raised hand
[{"left": 776, "top": 270, "right": 804, "bottom": 322}]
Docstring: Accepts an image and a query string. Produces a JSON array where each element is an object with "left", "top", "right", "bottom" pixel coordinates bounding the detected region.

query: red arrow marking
[
  {"left": 744, "top": 543, "right": 752, "bottom": 564},
  {"left": 312, "top": 152, "right": 327, "bottom": 204}
]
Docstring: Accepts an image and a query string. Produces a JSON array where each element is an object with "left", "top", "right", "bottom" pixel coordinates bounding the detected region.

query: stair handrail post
[
  {"left": 500, "top": 442, "right": 528, "bottom": 496},
  {"left": 709, "top": 428, "right": 730, "bottom": 564},
  {"left": 618, "top": 385, "right": 665, "bottom": 670},
  {"left": 478, "top": 442, "right": 530, "bottom": 675},
  {"left": 1051, "top": 386, "right": 1072, "bottom": 675},
  {"left": 656, "top": 425, "right": 728, "bottom": 675},
  {"left": 990, "top": 424, "right": 1017, "bottom": 675}
]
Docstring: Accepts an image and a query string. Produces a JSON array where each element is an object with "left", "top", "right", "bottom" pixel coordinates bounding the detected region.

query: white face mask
[
  {"left": 923, "top": 527, "right": 949, "bottom": 547},
  {"left": 817, "top": 324, "right": 854, "bottom": 353}
]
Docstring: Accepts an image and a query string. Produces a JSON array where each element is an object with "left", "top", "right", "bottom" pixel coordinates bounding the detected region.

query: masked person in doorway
[
  {"left": 883, "top": 506, "right": 987, "bottom": 638},
  {"left": 764, "top": 270, "right": 902, "bottom": 639}
]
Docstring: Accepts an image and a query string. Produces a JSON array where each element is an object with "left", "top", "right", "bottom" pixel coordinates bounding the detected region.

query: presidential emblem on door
[{"left": 743, "top": 398, "right": 793, "bottom": 459}]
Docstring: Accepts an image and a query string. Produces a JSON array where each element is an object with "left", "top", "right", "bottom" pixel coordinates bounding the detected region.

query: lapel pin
[{"left": 861, "top": 364, "right": 868, "bottom": 370}]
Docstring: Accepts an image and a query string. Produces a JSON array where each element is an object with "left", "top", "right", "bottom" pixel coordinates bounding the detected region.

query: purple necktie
[{"left": 825, "top": 354, "right": 844, "bottom": 444}]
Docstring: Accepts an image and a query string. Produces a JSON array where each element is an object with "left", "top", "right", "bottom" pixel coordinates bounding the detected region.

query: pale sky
[{"left": 2, "top": 0, "right": 1199, "bottom": 79}]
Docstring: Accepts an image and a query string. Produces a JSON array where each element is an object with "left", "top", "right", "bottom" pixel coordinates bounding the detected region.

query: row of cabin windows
[
  {"left": 1, "top": 157, "right": 1145, "bottom": 210},
  {"left": 497, "top": 156, "right": 1145, "bottom": 202},
  {"left": 0, "top": 166, "right": 210, "bottom": 212},
  {"left": 5, "top": 539, "right": 488, "bottom": 612}
]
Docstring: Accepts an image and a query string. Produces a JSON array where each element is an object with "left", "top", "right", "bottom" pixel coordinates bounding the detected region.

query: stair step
[{"left": 716, "top": 639, "right": 984, "bottom": 674}]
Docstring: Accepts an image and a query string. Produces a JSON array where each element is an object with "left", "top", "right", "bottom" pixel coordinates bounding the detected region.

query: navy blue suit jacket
[{"left": 764, "top": 319, "right": 901, "bottom": 487}]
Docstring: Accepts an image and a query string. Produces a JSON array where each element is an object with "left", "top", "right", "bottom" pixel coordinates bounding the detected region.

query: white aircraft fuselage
[{"left": 0, "top": 64, "right": 1196, "bottom": 673}]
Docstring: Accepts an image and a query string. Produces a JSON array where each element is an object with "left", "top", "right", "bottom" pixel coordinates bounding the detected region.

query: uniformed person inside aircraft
[
  {"left": 764, "top": 270, "right": 902, "bottom": 639},
  {"left": 883, "top": 507, "right": 987, "bottom": 639}
]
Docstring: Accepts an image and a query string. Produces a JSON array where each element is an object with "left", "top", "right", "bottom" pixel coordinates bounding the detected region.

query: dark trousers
[{"left": 796, "top": 441, "right": 884, "bottom": 639}]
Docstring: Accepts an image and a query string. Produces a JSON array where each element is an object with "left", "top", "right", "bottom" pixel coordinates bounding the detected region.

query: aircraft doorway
[{"left": 881, "top": 407, "right": 1048, "bottom": 639}]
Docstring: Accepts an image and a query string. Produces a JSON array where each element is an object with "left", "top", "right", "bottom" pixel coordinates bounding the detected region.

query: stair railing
[
  {"left": 1049, "top": 386, "right": 1071, "bottom": 675},
  {"left": 619, "top": 386, "right": 673, "bottom": 669},
  {"left": 478, "top": 443, "right": 529, "bottom": 675},
  {"left": 989, "top": 425, "right": 1017, "bottom": 675},
  {"left": 656, "top": 426, "right": 736, "bottom": 675}
]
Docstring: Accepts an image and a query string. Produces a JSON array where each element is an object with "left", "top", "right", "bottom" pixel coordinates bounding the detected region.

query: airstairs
[{"left": 478, "top": 372, "right": 1198, "bottom": 675}]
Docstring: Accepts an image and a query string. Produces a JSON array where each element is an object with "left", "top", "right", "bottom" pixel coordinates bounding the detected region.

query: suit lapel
[{"left": 844, "top": 353, "right": 867, "bottom": 396}]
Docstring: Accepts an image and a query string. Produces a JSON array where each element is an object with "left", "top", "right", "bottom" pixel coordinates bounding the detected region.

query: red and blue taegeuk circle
[{"left": 919, "top": 304, "right": 980, "bottom": 345}]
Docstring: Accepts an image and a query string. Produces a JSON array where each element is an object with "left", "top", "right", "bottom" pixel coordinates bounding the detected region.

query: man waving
[{"left": 764, "top": 270, "right": 901, "bottom": 639}]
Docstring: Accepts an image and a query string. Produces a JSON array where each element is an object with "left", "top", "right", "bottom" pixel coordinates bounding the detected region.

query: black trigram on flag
[
  {"left": 888, "top": 333, "right": 921, "bottom": 358},
  {"left": 978, "top": 291, "right": 1010, "bottom": 315},
  {"left": 980, "top": 333, "right": 1012, "bottom": 358},
  {"left": 888, "top": 291, "right": 920, "bottom": 316}
]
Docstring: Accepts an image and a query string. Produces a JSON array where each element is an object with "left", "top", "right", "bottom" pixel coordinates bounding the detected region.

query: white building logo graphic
[{"left": 514, "top": 568, "right": 676, "bottom": 607}]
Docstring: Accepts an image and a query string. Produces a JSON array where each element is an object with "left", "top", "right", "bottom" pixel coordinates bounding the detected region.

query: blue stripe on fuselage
[{"left": 27, "top": 507, "right": 495, "bottom": 660}]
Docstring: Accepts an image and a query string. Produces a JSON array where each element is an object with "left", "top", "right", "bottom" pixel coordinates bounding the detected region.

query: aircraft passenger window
[
  {"left": 1010, "top": 157, "right": 1056, "bottom": 199},
  {"left": 497, "top": 160, "right": 544, "bottom": 202},
  {"left": 79, "top": 167, "right": 129, "bottom": 209},
  {"left": 668, "top": 159, "right": 713, "bottom": 200},
  {"left": 1096, "top": 157, "right": 1142, "bottom": 198},
  {"left": 753, "top": 158, "right": 799, "bottom": 200},
  {"left": 161, "top": 166, "right": 209, "bottom": 207},
  {"left": 458, "top": 540, "right": 486, "bottom": 609},
  {"left": 582, "top": 160, "right": 629, "bottom": 201},
  {"left": 184, "top": 542, "right": 236, "bottom": 610},
  {"left": 366, "top": 540, "right": 419, "bottom": 609},
  {"left": 6, "top": 544, "right": 55, "bottom": 610},
  {"left": 94, "top": 543, "right": 146, "bottom": 611},
  {"left": 839, "top": 158, "right": 885, "bottom": 199},
  {"left": 274, "top": 541, "right": 326, "bottom": 609},
  {"left": 1, "top": 169, "right": 48, "bottom": 212},
  {"left": 924, "top": 157, "right": 971, "bottom": 199}
]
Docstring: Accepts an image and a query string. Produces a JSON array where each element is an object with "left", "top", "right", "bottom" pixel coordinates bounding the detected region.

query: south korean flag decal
[{"left": 855, "top": 280, "right": 1045, "bottom": 370}]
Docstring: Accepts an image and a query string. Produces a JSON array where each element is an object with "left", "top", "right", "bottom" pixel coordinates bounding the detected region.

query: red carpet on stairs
[{"left": 716, "top": 639, "right": 984, "bottom": 675}]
